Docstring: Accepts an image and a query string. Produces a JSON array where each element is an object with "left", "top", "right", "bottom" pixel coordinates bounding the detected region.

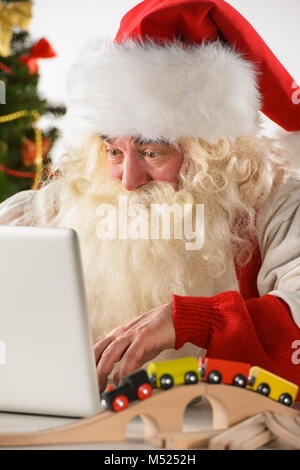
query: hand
[{"left": 94, "top": 301, "right": 176, "bottom": 393}]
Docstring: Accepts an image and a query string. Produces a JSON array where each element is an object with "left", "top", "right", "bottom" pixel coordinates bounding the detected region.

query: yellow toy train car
[
  {"left": 147, "top": 356, "right": 200, "bottom": 390},
  {"left": 247, "top": 366, "right": 298, "bottom": 406}
]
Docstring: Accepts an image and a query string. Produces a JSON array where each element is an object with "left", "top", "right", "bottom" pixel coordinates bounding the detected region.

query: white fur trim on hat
[{"left": 58, "top": 37, "right": 263, "bottom": 154}]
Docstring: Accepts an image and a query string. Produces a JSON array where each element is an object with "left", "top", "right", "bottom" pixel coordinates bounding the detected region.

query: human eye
[
  {"left": 106, "top": 148, "right": 123, "bottom": 158},
  {"left": 143, "top": 150, "right": 161, "bottom": 159}
]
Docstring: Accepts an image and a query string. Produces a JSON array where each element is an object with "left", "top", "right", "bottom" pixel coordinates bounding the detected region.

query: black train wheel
[
  {"left": 257, "top": 383, "right": 270, "bottom": 396},
  {"left": 232, "top": 374, "right": 247, "bottom": 388},
  {"left": 279, "top": 393, "right": 293, "bottom": 407},
  {"left": 185, "top": 371, "right": 199, "bottom": 385},
  {"left": 160, "top": 374, "right": 174, "bottom": 390},
  {"left": 207, "top": 370, "right": 222, "bottom": 384}
]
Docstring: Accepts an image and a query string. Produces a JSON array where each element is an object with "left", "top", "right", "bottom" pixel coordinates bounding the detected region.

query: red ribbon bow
[{"left": 19, "top": 37, "right": 56, "bottom": 74}]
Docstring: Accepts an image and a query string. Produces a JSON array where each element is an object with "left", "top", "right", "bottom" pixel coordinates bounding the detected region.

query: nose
[{"left": 121, "top": 153, "right": 151, "bottom": 191}]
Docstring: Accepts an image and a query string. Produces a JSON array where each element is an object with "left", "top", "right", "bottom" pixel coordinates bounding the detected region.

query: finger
[
  {"left": 113, "top": 339, "right": 148, "bottom": 385},
  {"left": 96, "top": 336, "right": 132, "bottom": 392},
  {"left": 94, "top": 334, "right": 116, "bottom": 364},
  {"left": 94, "top": 320, "right": 138, "bottom": 364}
]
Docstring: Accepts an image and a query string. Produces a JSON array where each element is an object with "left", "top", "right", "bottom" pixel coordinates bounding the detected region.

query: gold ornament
[{"left": 0, "top": 0, "right": 32, "bottom": 57}]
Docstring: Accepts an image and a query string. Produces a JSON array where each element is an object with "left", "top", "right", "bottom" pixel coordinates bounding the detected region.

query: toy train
[
  {"left": 101, "top": 369, "right": 152, "bottom": 412},
  {"left": 100, "top": 356, "right": 299, "bottom": 412}
]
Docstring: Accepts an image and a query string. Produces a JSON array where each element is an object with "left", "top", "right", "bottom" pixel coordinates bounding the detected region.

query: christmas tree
[{"left": 0, "top": 0, "right": 66, "bottom": 202}]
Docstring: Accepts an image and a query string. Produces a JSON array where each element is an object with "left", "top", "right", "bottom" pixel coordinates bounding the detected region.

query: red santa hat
[{"left": 57, "top": 0, "right": 300, "bottom": 159}]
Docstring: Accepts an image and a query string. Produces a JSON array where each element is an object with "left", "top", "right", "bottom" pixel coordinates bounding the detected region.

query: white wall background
[{"left": 29, "top": 0, "right": 300, "bottom": 135}]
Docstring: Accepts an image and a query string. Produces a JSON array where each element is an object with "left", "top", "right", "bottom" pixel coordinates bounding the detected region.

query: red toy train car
[{"left": 198, "top": 357, "right": 251, "bottom": 387}]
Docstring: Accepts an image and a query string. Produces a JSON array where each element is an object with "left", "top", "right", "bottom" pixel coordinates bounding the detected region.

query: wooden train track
[{"left": 0, "top": 383, "right": 299, "bottom": 448}]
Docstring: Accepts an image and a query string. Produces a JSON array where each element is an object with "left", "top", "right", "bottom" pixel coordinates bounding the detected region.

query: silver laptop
[{"left": 0, "top": 225, "right": 102, "bottom": 417}]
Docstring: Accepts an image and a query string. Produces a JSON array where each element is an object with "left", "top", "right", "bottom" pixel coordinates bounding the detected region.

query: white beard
[{"left": 33, "top": 166, "right": 237, "bottom": 362}]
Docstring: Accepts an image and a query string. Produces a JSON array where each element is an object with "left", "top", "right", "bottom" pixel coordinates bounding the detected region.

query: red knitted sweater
[{"left": 172, "top": 242, "right": 300, "bottom": 400}]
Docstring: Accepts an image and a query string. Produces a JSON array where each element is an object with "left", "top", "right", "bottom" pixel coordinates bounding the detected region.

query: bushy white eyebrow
[{"left": 100, "top": 135, "right": 170, "bottom": 146}]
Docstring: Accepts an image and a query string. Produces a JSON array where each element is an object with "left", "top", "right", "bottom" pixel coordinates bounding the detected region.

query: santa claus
[{"left": 1, "top": 0, "right": 300, "bottom": 396}]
